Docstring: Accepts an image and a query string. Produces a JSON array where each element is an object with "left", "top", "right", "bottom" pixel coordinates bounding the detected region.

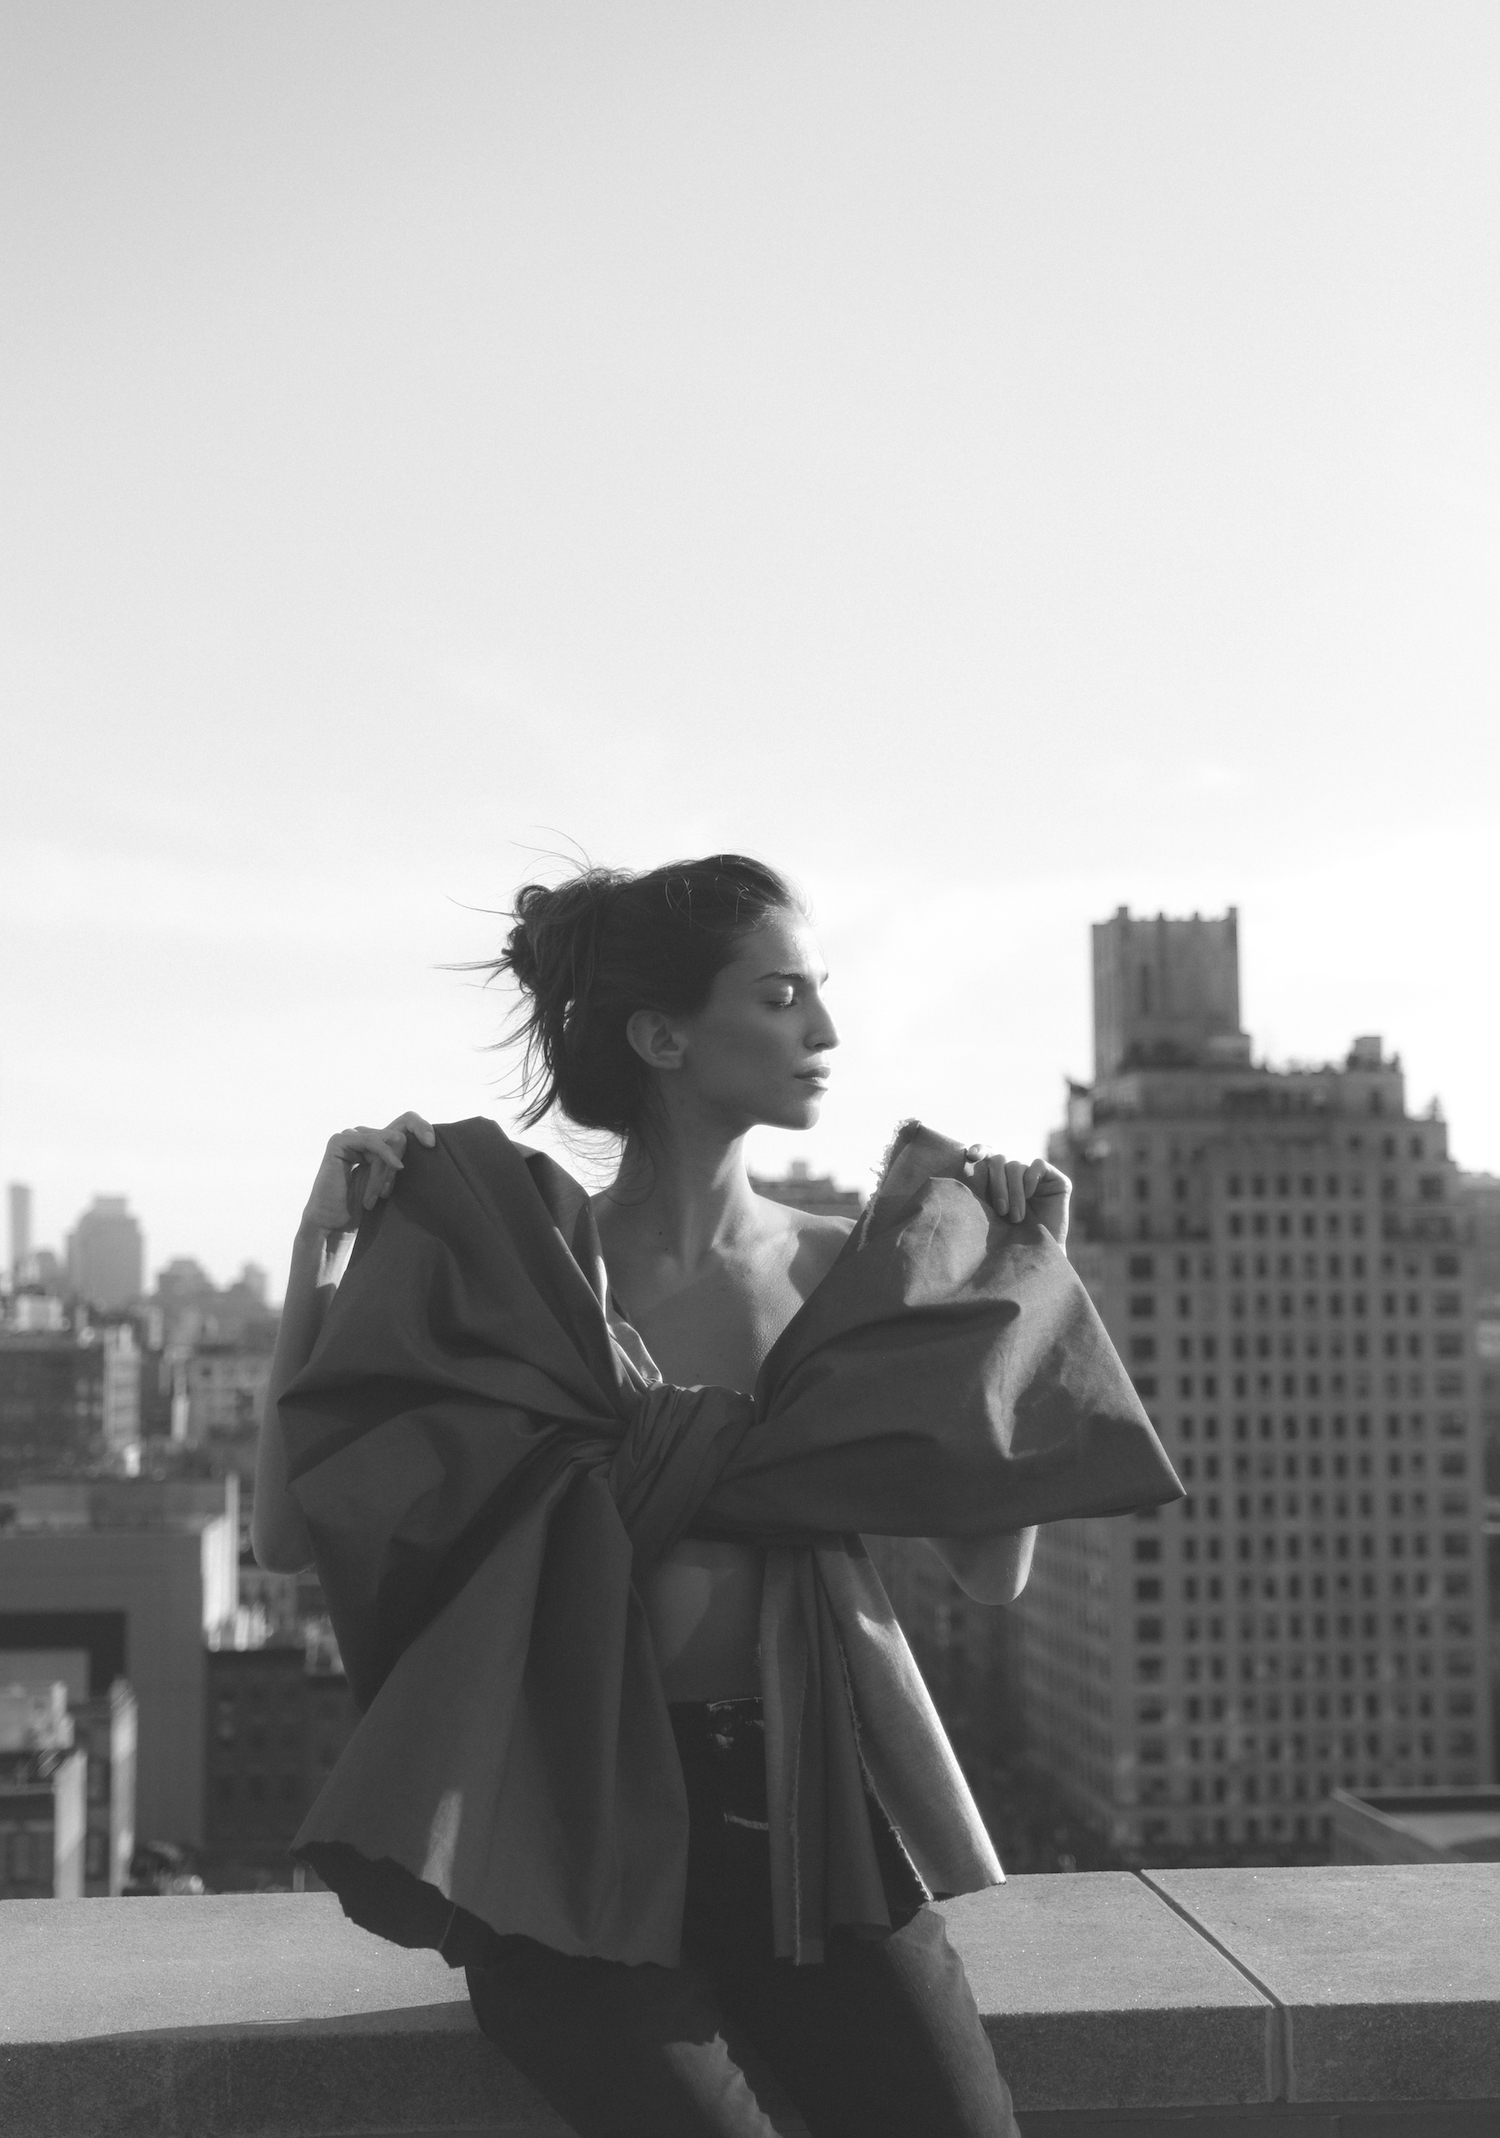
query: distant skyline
[
  {"left": 2, "top": 3, "right": 1495, "bottom": 1286},
  {"left": 7, "top": 882, "right": 1490, "bottom": 1298}
]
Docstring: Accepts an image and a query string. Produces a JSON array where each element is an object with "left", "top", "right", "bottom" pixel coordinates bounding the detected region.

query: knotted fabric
[{"left": 282, "top": 1118, "right": 1181, "bottom": 1964}]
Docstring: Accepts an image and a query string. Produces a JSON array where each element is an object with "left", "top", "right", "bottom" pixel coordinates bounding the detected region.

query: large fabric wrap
[{"left": 283, "top": 1117, "right": 1181, "bottom": 1965}]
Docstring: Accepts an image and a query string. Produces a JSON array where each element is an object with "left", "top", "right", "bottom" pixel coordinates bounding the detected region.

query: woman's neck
[{"left": 603, "top": 1120, "right": 763, "bottom": 1272}]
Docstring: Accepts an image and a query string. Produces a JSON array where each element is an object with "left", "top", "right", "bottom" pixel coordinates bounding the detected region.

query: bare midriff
[{"left": 638, "top": 1538, "right": 764, "bottom": 1703}]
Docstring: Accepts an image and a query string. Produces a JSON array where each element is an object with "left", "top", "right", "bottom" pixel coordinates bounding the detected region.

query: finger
[
  {"left": 344, "top": 1160, "right": 369, "bottom": 1224},
  {"left": 391, "top": 1111, "right": 436, "bottom": 1146},
  {"left": 1005, "top": 1157, "right": 1027, "bottom": 1222},
  {"left": 378, "top": 1120, "right": 425, "bottom": 1162},
  {"left": 1023, "top": 1159, "right": 1046, "bottom": 1195},
  {"left": 332, "top": 1126, "right": 405, "bottom": 1168},
  {"left": 987, "top": 1155, "right": 1008, "bottom": 1215}
]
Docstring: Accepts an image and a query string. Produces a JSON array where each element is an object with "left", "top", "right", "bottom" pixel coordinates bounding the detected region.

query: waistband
[
  {"left": 667, "top": 1697, "right": 768, "bottom": 1833},
  {"left": 667, "top": 1695, "right": 764, "bottom": 1719}
]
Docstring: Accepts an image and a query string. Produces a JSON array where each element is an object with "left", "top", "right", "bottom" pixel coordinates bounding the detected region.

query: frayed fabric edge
[{"left": 873, "top": 1118, "right": 924, "bottom": 1198}]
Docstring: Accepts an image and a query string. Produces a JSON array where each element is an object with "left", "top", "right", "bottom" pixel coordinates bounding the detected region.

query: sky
[{"left": 2, "top": 1, "right": 1497, "bottom": 1292}]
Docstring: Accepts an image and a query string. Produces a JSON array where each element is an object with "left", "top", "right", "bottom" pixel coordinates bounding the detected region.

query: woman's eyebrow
[{"left": 755, "top": 968, "right": 828, "bottom": 984}]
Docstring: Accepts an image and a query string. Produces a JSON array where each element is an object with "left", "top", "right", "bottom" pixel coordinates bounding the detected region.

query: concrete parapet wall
[{"left": 3, "top": 1865, "right": 1498, "bottom": 2135}]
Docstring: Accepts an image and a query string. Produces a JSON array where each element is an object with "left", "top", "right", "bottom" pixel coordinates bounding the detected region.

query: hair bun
[
  {"left": 505, "top": 875, "right": 613, "bottom": 1005},
  {"left": 503, "top": 910, "right": 542, "bottom": 995}
]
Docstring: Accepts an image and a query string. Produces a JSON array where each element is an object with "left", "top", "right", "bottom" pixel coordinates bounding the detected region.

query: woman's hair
[{"left": 481, "top": 854, "right": 804, "bottom": 1136}]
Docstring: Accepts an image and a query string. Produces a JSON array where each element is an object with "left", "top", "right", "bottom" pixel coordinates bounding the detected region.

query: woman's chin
[
  {"left": 780, "top": 1088, "right": 827, "bottom": 1128},
  {"left": 736, "top": 1083, "right": 828, "bottom": 1133}
]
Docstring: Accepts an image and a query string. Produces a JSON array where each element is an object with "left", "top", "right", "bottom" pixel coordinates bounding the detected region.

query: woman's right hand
[{"left": 302, "top": 1112, "right": 436, "bottom": 1233}]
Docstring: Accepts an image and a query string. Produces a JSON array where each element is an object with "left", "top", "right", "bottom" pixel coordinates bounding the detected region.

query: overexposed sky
[{"left": 3, "top": 2, "right": 1496, "bottom": 1290}]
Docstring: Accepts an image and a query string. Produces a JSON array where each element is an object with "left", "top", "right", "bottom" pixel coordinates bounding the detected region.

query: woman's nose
[{"left": 808, "top": 1004, "right": 840, "bottom": 1052}]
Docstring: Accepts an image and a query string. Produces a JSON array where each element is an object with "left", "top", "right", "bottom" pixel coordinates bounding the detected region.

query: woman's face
[{"left": 672, "top": 912, "right": 840, "bottom": 1134}]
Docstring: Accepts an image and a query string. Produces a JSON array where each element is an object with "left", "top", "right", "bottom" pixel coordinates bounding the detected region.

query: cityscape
[
  {"left": 6, "top": 1, "right": 1493, "bottom": 2118},
  {"left": 5, "top": 904, "right": 1497, "bottom": 1905}
]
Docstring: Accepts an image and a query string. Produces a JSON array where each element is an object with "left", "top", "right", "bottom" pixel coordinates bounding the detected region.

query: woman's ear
[{"left": 624, "top": 1007, "right": 688, "bottom": 1073}]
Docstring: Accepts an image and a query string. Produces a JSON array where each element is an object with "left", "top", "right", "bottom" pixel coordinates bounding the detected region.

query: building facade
[
  {"left": 67, "top": 1197, "right": 145, "bottom": 1313},
  {"left": 204, "top": 1645, "right": 360, "bottom": 1884},
  {"left": 0, "top": 1681, "right": 87, "bottom": 1898},
  {"left": 1457, "top": 1173, "right": 1500, "bottom": 1499},
  {"left": 1021, "top": 907, "right": 1492, "bottom": 1862},
  {"left": 0, "top": 1478, "right": 239, "bottom": 1845},
  {"left": 748, "top": 1158, "right": 866, "bottom": 1223},
  {"left": 73, "top": 1676, "right": 138, "bottom": 1894},
  {"left": 0, "top": 1664, "right": 137, "bottom": 1895},
  {"left": 0, "top": 1324, "right": 110, "bottom": 1477},
  {"left": 184, "top": 1337, "right": 275, "bottom": 1444}
]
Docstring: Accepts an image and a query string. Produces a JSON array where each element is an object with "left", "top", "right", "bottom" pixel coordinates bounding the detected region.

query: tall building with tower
[
  {"left": 1022, "top": 908, "right": 1491, "bottom": 1862},
  {"left": 66, "top": 1197, "right": 144, "bottom": 1312}
]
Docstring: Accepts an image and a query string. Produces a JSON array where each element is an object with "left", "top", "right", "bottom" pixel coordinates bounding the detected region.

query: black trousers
[{"left": 466, "top": 1698, "right": 1021, "bottom": 2138}]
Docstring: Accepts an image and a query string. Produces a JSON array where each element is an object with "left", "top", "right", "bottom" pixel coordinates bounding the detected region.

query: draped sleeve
[{"left": 281, "top": 1115, "right": 1179, "bottom": 1965}]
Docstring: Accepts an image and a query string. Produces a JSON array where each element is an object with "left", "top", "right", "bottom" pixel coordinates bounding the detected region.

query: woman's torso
[{"left": 597, "top": 1200, "right": 853, "bottom": 1702}]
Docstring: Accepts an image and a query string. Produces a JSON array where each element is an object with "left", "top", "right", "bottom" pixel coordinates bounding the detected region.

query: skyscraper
[
  {"left": 1022, "top": 908, "right": 1491, "bottom": 1862},
  {"left": 67, "top": 1197, "right": 144, "bottom": 1312},
  {"left": 7, "top": 1185, "right": 32, "bottom": 1285}
]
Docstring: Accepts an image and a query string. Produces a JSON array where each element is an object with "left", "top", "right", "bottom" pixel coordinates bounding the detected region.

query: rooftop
[
  {"left": 1332, "top": 1785, "right": 1500, "bottom": 1865},
  {"left": 4, "top": 1864, "right": 1499, "bottom": 2134}
]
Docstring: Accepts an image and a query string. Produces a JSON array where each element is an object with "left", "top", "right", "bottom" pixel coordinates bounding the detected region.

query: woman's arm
[
  {"left": 250, "top": 1113, "right": 434, "bottom": 1572},
  {"left": 925, "top": 1527, "right": 1037, "bottom": 1605}
]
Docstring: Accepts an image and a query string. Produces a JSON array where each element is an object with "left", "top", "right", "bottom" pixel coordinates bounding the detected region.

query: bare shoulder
[{"left": 755, "top": 1198, "right": 856, "bottom": 1293}]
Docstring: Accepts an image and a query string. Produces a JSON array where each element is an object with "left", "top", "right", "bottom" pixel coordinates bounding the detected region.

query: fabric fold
[{"left": 281, "top": 1115, "right": 1181, "bottom": 1966}]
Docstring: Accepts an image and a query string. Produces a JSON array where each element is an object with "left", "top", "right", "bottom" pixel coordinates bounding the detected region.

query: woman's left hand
[{"left": 963, "top": 1147, "right": 1071, "bottom": 1248}]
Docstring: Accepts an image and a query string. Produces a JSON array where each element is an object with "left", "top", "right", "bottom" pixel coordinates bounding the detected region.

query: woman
[{"left": 253, "top": 854, "right": 1180, "bottom": 2138}]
